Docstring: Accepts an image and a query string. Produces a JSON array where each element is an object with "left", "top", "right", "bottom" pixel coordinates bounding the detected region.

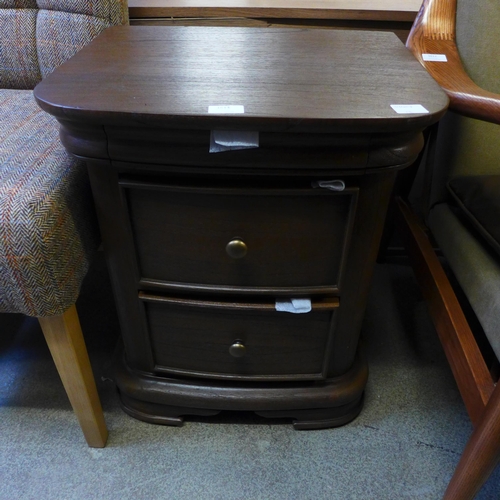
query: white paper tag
[
  {"left": 209, "top": 130, "right": 259, "bottom": 153},
  {"left": 275, "top": 298, "right": 312, "bottom": 314},
  {"left": 311, "top": 180, "right": 346, "bottom": 191},
  {"left": 208, "top": 105, "right": 245, "bottom": 114},
  {"left": 390, "top": 104, "right": 429, "bottom": 114},
  {"left": 422, "top": 53, "right": 448, "bottom": 62}
]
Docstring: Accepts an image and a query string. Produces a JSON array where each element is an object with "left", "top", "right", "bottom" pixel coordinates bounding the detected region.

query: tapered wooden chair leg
[
  {"left": 38, "top": 305, "right": 108, "bottom": 448},
  {"left": 444, "top": 382, "right": 500, "bottom": 500}
]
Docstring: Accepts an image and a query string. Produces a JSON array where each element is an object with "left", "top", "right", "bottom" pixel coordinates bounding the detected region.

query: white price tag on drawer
[
  {"left": 275, "top": 298, "right": 312, "bottom": 314},
  {"left": 209, "top": 130, "right": 259, "bottom": 153}
]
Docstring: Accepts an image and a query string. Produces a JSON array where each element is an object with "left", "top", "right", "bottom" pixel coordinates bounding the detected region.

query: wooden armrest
[{"left": 406, "top": 0, "right": 500, "bottom": 125}]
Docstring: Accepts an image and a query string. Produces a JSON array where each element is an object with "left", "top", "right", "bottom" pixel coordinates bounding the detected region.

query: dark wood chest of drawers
[{"left": 34, "top": 25, "right": 448, "bottom": 428}]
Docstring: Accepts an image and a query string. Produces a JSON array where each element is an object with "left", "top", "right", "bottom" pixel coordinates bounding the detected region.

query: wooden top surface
[
  {"left": 129, "top": 0, "right": 422, "bottom": 21},
  {"left": 35, "top": 26, "right": 447, "bottom": 133}
]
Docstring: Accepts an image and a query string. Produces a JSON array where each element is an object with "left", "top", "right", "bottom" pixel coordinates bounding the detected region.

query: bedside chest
[{"left": 34, "top": 25, "right": 448, "bottom": 429}]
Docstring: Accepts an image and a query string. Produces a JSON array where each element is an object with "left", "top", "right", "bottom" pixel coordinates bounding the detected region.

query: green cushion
[
  {"left": 448, "top": 175, "right": 500, "bottom": 259},
  {"left": 429, "top": 202, "right": 500, "bottom": 360}
]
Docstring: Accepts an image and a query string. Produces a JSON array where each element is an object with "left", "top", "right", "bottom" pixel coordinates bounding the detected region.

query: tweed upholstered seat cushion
[
  {"left": 0, "top": 89, "right": 99, "bottom": 316},
  {"left": 0, "top": 0, "right": 129, "bottom": 89}
]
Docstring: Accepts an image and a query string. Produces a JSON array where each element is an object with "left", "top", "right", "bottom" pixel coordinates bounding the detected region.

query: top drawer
[{"left": 120, "top": 179, "right": 358, "bottom": 293}]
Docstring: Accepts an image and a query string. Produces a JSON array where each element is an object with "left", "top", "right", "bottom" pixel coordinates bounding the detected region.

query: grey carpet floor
[{"left": 1, "top": 253, "right": 499, "bottom": 499}]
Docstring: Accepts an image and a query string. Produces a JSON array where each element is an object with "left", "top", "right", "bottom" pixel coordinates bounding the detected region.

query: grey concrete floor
[{"left": 1, "top": 254, "right": 499, "bottom": 499}]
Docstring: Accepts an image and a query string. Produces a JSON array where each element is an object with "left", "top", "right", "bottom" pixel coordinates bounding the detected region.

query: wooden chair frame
[
  {"left": 398, "top": 0, "right": 500, "bottom": 497},
  {"left": 39, "top": 306, "right": 108, "bottom": 448}
]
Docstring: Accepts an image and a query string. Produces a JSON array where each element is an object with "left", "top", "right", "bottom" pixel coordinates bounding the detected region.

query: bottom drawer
[{"left": 140, "top": 293, "right": 338, "bottom": 381}]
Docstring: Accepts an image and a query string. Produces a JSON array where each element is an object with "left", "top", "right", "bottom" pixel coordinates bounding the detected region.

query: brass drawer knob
[
  {"left": 226, "top": 238, "right": 247, "bottom": 259},
  {"left": 229, "top": 340, "right": 246, "bottom": 358}
]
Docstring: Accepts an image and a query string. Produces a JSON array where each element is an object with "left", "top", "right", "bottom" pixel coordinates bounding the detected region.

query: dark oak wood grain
[
  {"left": 35, "top": 26, "right": 447, "bottom": 134},
  {"left": 113, "top": 339, "right": 368, "bottom": 406},
  {"left": 141, "top": 293, "right": 337, "bottom": 380},
  {"left": 122, "top": 180, "right": 357, "bottom": 291},
  {"left": 36, "top": 26, "right": 447, "bottom": 429}
]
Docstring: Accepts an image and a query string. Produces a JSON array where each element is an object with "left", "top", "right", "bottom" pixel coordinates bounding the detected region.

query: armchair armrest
[{"left": 406, "top": 0, "right": 500, "bottom": 125}]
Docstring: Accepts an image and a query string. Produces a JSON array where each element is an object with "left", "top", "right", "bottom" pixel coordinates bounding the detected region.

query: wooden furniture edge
[
  {"left": 406, "top": 0, "right": 500, "bottom": 124},
  {"left": 443, "top": 381, "right": 500, "bottom": 499},
  {"left": 38, "top": 305, "right": 108, "bottom": 448},
  {"left": 395, "top": 197, "right": 494, "bottom": 426},
  {"left": 129, "top": 0, "right": 421, "bottom": 21}
]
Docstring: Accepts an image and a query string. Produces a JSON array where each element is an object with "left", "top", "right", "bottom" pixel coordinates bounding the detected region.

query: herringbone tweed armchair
[{"left": 0, "top": 0, "right": 128, "bottom": 447}]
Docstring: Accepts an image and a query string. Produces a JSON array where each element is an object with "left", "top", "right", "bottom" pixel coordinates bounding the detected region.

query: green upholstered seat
[
  {"left": 447, "top": 175, "right": 500, "bottom": 260},
  {"left": 403, "top": 1, "right": 500, "bottom": 495},
  {"left": 424, "top": 0, "right": 500, "bottom": 360}
]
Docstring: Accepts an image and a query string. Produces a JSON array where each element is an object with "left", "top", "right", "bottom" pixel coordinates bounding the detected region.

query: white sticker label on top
[
  {"left": 391, "top": 104, "right": 429, "bottom": 114},
  {"left": 208, "top": 105, "right": 245, "bottom": 114},
  {"left": 422, "top": 53, "right": 448, "bottom": 62}
]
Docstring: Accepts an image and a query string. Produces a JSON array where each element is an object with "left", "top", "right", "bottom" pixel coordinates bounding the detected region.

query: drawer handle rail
[{"left": 139, "top": 292, "right": 339, "bottom": 311}]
